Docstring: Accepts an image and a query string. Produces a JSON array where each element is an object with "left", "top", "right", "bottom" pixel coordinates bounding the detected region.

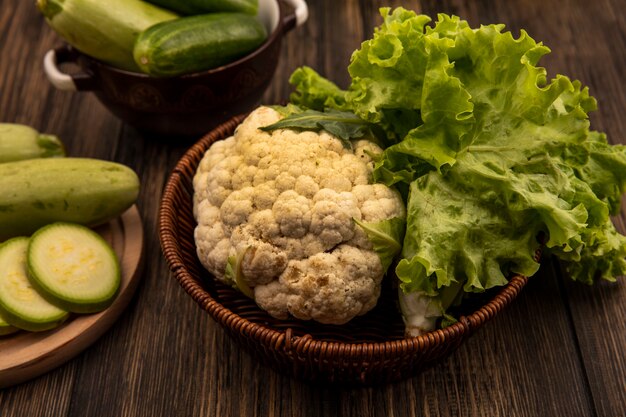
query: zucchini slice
[
  {"left": 28, "top": 223, "right": 121, "bottom": 314},
  {"left": 0, "top": 312, "right": 19, "bottom": 336},
  {"left": 0, "top": 237, "right": 69, "bottom": 332}
]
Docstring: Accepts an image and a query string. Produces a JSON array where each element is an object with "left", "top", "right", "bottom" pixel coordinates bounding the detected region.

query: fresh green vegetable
[
  {"left": 0, "top": 158, "right": 139, "bottom": 241},
  {"left": 28, "top": 223, "right": 120, "bottom": 314},
  {"left": 37, "top": 0, "right": 178, "bottom": 72},
  {"left": 354, "top": 217, "right": 405, "bottom": 271},
  {"left": 0, "top": 237, "right": 69, "bottom": 332},
  {"left": 284, "top": 66, "right": 349, "bottom": 112},
  {"left": 274, "top": 8, "right": 626, "bottom": 335},
  {"left": 0, "top": 312, "right": 18, "bottom": 336},
  {"left": 261, "top": 108, "right": 386, "bottom": 149},
  {"left": 143, "top": 0, "right": 257, "bottom": 16},
  {"left": 224, "top": 247, "right": 253, "bottom": 299},
  {"left": 0, "top": 124, "right": 65, "bottom": 163},
  {"left": 133, "top": 13, "right": 267, "bottom": 77}
]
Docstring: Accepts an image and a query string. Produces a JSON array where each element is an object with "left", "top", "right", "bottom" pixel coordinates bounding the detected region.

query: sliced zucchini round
[
  {"left": 0, "top": 237, "right": 69, "bottom": 332},
  {"left": 27, "top": 223, "right": 121, "bottom": 313},
  {"left": 0, "top": 312, "right": 19, "bottom": 336}
]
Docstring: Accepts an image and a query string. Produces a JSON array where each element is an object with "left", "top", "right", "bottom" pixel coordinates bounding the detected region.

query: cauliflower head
[{"left": 193, "top": 106, "right": 405, "bottom": 325}]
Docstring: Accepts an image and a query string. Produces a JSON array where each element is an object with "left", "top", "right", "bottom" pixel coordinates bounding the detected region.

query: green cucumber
[
  {"left": 133, "top": 13, "right": 268, "bottom": 77},
  {"left": 143, "top": 0, "right": 257, "bottom": 15},
  {"left": 0, "top": 238, "right": 69, "bottom": 332},
  {"left": 0, "top": 124, "right": 65, "bottom": 163},
  {"left": 28, "top": 223, "right": 120, "bottom": 314},
  {"left": 37, "top": 0, "right": 179, "bottom": 72},
  {"left": 0, "top": 158, "right": 139, "bottom": 241}
]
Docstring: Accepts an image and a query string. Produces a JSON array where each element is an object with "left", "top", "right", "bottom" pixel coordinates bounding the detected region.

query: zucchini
[
  {"left": 0, "top": 237, "right": 69, "bottom": 332},
  {"left": 37, "top": 0, "right": 179, "bottom": 72},
  {"left": 143, "top": 0, "right": 257, "bottom": 16},
  {"left": 0, "top": 123, "right": 65, "bottom": 163},
  {"left": 0, "top": 312, "right": 19, "bottom": 336},
  {"left": 0, "top": 158, "right": 139, "bottom": 241},
  {"left": 133, "top": 13, "right": 267, "bottom": 77},
  {"left": 28, "top": 223, "right": 120, "bottom": 313}
]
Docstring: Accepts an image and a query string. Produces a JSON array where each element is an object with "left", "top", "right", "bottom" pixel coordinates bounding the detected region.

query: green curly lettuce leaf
[
  {"left": 289, "top": 66, "right": 348, "bottom": 111},
  {"left": 573, "top": 131, "right": 626, "bottom": 215},
  {"left": 283, "top": 7, "right": 626, "bottom": 332},
  {"left": 378, "top": 13, "right": 626, "bottom": 294}
]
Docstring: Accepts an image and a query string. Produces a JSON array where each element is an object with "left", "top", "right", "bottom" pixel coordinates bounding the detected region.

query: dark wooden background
[{"left": 1, "top": 0, "right": 625, "bottom": 416}]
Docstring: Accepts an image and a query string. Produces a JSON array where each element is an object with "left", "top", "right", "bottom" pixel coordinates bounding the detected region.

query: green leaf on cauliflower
[
  {"left": 260, "top": 108, "right": 384, "bottom": 149},
  {"left": 224, "top": 248, "right": 254, "bottom": 299},
  {"left": 354, "top": 216, "right": 405, "bottom": 271}
]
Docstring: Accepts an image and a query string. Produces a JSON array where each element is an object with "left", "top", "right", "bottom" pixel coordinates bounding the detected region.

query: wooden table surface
[{"left": 1, "top": 0, "right": 625, "bottom": 416}]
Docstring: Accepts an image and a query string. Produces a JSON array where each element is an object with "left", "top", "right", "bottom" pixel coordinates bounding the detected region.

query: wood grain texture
[{"left": 0, "top": 0, "right": 624, "bottom": 416}]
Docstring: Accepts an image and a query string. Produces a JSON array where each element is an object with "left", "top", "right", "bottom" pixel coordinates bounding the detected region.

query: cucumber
[
  {"left": 133, "top": 13, "right": 268, "bottom": 77},
  {"left": 28, "top": 223, "right": 120, "bottom": 314},
  {"left": 0, "top": 124, "right": 65, "bottom": 163},
  {"left": 37, "top": 0, "right": 179, "bottom": 72},
  {"left": 143, "top": 0, "right": 257, "bottom": 16},
  {"left": 0, "top": 238, "right": 69, "bottom": 332},
  {"left": 0, "top": 158, "right": 139, "bottom": 241}
]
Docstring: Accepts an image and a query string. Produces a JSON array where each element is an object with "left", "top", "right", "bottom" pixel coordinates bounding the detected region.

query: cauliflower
[{"left": 193, "top": 106, "right": 405, "bottom": 325}]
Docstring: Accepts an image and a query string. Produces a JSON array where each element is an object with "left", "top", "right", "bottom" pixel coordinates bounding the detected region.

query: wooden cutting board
[{"left": 0, "top": 205, "right": 144, "bottom": 388}]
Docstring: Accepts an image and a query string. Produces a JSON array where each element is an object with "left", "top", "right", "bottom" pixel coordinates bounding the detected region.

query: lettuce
[{"left": 284, "top": 8, "right": 626, "bottom": 330}]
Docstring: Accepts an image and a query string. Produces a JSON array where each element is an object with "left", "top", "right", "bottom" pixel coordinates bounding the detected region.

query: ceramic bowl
[{"left": 43, "top": 0, "right": 308, "bottom": 137}]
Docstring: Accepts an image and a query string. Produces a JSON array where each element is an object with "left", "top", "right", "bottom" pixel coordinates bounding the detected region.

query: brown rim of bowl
[
  {"left": 78, "top": 1, "right": 292, "bottom": 79},
  {"left": 158, "top": 114, "right": 534, "bottom": 369}
]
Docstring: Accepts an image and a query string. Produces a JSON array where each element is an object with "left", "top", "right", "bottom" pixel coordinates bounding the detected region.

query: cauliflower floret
[
  {"left": 254, "top": 245, "right": 383, "bottom": 324},
  {"left": 193, "top": 106, "right": 405, "bottom": 324}
]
